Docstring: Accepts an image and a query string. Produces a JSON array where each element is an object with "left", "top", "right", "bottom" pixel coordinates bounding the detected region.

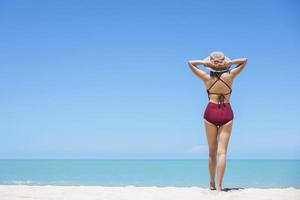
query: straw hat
[{"left": 204, "top": 51, "right": 231, "bottom": 72}]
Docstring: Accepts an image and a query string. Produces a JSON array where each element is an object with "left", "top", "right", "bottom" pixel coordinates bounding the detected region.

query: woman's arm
[
  {"left": 228, "top": 58, "right": 248, "bottom": 78},
  {"left": 187, "top": 60, "right": 211, "bottom": 82}
]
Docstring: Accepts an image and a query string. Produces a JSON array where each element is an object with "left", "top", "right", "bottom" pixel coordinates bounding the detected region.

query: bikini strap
[
  {"left": 218, "top": 78, "right": 232, "bottom": 93},
  {"left": 206, "top": 78, "right": 218, "bottom": 100},
  {"left": 207, "top": 76, "right": 221, "bottom": 92},
  {"left": 207, "top": 77, "right": 232, "bottom": 93},
  {"left": 206, "top": 74, "right": 232, "bottom": 101}
]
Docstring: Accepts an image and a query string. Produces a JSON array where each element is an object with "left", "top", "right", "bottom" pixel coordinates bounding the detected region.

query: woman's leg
[
  {"left": 204, "top": 119, "right": 218, "bottom": 190},
  {"left": 216, "top": 120, "right": 233, "bottom": 191}
]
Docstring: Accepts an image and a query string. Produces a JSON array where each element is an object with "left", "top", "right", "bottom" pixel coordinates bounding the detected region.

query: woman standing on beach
[{"left": 187, "top": 51, "right": 247, "bottom": 191}]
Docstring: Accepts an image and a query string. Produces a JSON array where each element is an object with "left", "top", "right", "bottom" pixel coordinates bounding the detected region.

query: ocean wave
[{"left": 1, "top": 180, "right": 35, "bottom": 185}]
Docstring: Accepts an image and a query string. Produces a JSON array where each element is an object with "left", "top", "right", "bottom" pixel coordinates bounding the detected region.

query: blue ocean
[{"left": 0, "top": 159, "right": 299, "bottom": 188}]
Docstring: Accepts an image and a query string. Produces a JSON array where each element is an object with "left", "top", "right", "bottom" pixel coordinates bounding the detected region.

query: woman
[{"left": 187, "top": 51, "right": 248, "bottom": 191}]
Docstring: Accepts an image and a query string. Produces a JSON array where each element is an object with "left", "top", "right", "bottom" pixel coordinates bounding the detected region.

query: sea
[{"left": 0, "top": 159, "right": 299, "bottom": 188}]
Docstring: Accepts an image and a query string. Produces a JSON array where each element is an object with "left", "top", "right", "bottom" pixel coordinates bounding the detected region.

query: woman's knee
[
  {"left": 217, "top": 149, "right": 227, "bottom": 157},
  {"left": 209, "top": 149, "right": 217, "bottom": 158}
]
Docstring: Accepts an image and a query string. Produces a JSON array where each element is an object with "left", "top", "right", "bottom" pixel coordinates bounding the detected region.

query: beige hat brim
[{"left": 204, "top": 56, "right": 231, "bottom": 61}]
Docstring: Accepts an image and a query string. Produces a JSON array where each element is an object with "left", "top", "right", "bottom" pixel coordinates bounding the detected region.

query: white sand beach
[{"left": 0, "top": 185, "right": 300, "bottom": 200}]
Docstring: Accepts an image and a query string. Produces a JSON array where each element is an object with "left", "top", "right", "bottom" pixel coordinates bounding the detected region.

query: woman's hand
[
  {"left": 202, "top": 60, "right": 215, "bottom": 68},
  {"left": 188, "top": 58, "right": 231, "bottom": 69},
  {"left": 223, "top": 60, "right": 232, "bottom": 68},
  {"left": 205, "top": 59, "right": 229, "bottom": 70},
  {"left": 212, "top": 59, "right": 234, "bottom": 70}
]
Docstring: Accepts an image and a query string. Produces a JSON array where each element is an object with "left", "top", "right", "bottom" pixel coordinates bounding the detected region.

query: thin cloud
[{"left": 187, "top": 145, "right": 208, "bottom": 155}]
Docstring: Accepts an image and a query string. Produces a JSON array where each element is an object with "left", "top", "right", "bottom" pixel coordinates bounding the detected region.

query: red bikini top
[{"left": 206, "top": 73, "right": 232, "bottom": 106}]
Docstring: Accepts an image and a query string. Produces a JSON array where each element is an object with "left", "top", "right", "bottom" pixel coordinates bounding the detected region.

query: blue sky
[{"left": 0, "top": 0, "right": 299, "bottom": 159}]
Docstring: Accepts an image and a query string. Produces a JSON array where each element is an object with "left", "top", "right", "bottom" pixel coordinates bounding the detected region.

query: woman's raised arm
[
  {"left": 228, "top": 58, "right": 248, "bottom": 78},
  {"left": 187, "top": 60, "right": 211, "bottom": 82}
]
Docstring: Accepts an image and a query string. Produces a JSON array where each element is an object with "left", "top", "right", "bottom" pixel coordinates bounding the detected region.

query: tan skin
[{"left": 187, "top": 57, "right": 248, "bottom": 191}]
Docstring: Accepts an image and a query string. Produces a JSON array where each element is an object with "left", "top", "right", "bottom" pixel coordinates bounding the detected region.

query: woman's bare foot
[
  {"left": 210, "top": 181, "right": 216, "bottom": 190},
  {"left": 216, "top": 185, "right": 222, "bottom": 191}
]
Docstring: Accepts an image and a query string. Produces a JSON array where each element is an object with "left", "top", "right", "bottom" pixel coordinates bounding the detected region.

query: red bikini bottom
[{"left": 204, "top": 102, "right": 234, "bottom": 127}]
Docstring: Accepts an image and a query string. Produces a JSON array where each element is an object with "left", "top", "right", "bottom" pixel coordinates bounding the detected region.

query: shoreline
[
  {"left": 0, "top": 184, "right": 299, "bottom": 189},
  {"left": 1, "top": 185, "right": 300, "bottom": 200}
]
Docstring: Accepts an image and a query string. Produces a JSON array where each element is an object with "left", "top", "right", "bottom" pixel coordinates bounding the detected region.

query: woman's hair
[{"left": 210, "top": 69, "right": 230, "bottom": 78}]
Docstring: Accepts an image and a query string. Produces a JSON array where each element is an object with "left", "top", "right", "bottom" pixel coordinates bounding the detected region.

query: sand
[{"left": 0, "top": 185, "right": 300, "bottom": 200}]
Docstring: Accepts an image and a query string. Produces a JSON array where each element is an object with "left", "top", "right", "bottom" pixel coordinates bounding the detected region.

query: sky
[{"left": 0, "top": 0, "right": 299, "bottom": 159}]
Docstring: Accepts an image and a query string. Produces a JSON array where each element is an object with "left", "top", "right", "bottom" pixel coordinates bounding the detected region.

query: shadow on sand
[{"left": 221, "top": 187, "right": 245, "bottom": 192}]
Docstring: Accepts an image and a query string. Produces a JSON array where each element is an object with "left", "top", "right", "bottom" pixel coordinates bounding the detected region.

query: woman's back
[{"left": 204, "top": 72, "right": 233, "bottom": 104}]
